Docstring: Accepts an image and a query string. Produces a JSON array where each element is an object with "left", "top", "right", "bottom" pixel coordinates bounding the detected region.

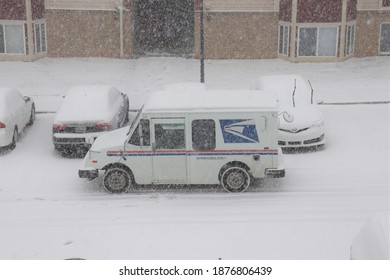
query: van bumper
[
  {"left": 265, "top": 168, "right": 285, "bottom": 178},
  {"left": 78, "top": 169, "right": 99, "bottom": 180}
]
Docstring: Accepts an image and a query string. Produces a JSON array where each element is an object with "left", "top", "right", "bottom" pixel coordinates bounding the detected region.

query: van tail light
[
  {"left": 95, "top": 122, "right": 111, "bottom": 131},
  {"left": 0, "top": 122, "right": 6, "bottom": 128},
  {"left": 53, "top": 123, "right": 67, "bottom": 132}
]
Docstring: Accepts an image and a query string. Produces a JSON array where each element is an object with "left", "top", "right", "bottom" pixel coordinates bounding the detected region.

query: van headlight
[{"left": 88, "top": 149, "right": 100, "bottom": 159}]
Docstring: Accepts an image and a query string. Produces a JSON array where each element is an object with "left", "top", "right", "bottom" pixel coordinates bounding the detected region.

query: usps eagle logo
[{"left": 220, "top": 119, "right": 259, "bottom": 143}]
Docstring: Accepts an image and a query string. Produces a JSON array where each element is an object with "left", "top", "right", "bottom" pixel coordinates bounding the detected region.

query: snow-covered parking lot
[{"left": 0, "top": 57, "right": 389, "bottom": 260}]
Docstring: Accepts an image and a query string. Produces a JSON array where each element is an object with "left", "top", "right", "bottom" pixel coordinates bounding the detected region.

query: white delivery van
[{"left": 79, "top": 90, "right": 285, "bottom": 193}]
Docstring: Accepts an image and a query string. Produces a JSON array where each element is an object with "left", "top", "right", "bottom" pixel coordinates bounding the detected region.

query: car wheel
[
  {"left": 10, "top": 127, "right": 18, "bottom": 150},
  {"left": 28, "top": 104, "right": 35, "bottom": 126},
  {"left": 103, "top": 167, "right": 132, "bottom": 193},
  {"left": 220, "top": 166, "right": 251, "bottom": 193}
]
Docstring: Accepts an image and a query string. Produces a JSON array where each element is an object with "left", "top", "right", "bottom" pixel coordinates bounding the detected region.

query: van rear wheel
[
  {"left": 220, "top": 166, "right": 251, "bottom": 193},
  {"left": 103, "top": 167, "right": 131, "bottom": 193}
]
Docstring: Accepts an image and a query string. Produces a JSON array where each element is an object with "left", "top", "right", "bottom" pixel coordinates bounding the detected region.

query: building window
[
  {"left": 383, "top": 0, "right": 390, "bottom": 7},
  {"left": 0, "top": 24, "right": 25, "bottom": 54},
  {"left": 279, "top": 25, "right": 289, "bottom": 56},
  {"left": 35, "top": 23, "right": 46, "bottom": 53},
  {"left": 346, "top": 23, "right": 355, "bottom": 56},
  {"left": 298, "top": 27, "right": 338, "bottom": 57},
  {"left": 380, "top": 23, "right": 390, "bottom": 54}
]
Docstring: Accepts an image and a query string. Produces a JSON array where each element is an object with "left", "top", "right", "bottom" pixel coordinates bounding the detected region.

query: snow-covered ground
[{"left": 0, "top": 57, "right": 389, "bottom": 260}]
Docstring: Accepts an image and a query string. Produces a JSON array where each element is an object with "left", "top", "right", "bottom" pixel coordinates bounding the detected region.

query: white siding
[
  {"left": 45, "top": 0, "right": 118, "bottom": 10},
  {"left": 205, "top": 0, "right": 278, "bottom": 12}
]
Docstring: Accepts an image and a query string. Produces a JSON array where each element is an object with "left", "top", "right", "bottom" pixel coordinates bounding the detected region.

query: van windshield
[{"left": 127, "top": 105, "right": 144, "bottom": 136}]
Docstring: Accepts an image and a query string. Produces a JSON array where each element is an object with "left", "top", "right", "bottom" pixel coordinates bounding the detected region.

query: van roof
[{"left": 144, "top": 90, "right": 278, "bottom": 112}]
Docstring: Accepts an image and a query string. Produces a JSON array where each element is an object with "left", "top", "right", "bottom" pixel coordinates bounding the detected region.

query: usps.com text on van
[{"left": 1, "top": 260, "right": 390, "bottom": 280}]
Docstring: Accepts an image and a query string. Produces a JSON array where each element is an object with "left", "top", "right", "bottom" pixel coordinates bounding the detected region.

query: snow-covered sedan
[
  {"left": 251, "top": 74, "right": 325, "bottom": 151},
  {"left": 53, "top": 86, "right": 129, "bottom": 157},
  {"left": 0, "top": 88, "right": 35, "bottom": 150}
]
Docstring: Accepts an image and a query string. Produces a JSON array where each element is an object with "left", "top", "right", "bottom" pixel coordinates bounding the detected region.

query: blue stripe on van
[{"left": 107, "top": 149, "right": 278, "bottom": 157}]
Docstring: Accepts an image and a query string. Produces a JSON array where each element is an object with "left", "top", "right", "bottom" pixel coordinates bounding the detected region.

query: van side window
[
  {"left": 129, "top": 119, "right": 150, "bottom": 146},
  {"left": 154, "top": 123, "right": 185, "bottom": 150},
  {"left": 192, "top": 119, "right": 216, "bottom": 150}
]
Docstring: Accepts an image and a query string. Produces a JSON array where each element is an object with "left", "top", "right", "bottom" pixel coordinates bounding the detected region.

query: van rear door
[{"left": 151, "top": 118, "right": 187, "bottom": 183}]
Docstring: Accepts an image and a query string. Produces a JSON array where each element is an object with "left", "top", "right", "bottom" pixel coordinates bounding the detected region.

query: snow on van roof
[{"left": 143, "top": 90, "right": 278, "bottom": 112}]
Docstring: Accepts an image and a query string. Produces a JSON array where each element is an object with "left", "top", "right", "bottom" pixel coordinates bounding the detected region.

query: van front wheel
[
  {"left": 220, "top": 166, "right": 251, "bottom": 193},
  {"left": 103, "top": 167, "right": 131, "bottom": 193}
]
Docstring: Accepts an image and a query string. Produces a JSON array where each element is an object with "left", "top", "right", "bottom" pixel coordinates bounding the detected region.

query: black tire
[
  {"left": 28, "top": 104, "right": 35, "bottom": 126},
  {"left": 220, "top": 166, "right": 251, "bottom": 193},
  {"left": 103, "top": 167, "right": 132, "bottom": 193},
  {"left": 10, "top": 127, "right": 18, "bottom": 150}
]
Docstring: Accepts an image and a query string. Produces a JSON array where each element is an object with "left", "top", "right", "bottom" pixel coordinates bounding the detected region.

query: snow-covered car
[
  {"left": 251, "top": 74, "right": 325, "bottom": 150},
  {"left": 350, "top": 213, "right": 389, "bottom": 260},
  {"left": 53, "top": 85, "right": 129, "bottom": 156},
  {"left": 0, "top": 87, "right": 35, "bottom": 150}
]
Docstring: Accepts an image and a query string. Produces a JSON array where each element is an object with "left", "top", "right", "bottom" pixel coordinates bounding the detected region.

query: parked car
[
  {"left": 0, "top": 87, "right": 35, "bottom": 151},
  {"left": 53, "top": 85, "right": 129, "bottom": 157},
  {"left": 350, "top": 213, "right": 389, "bottom": 260},
  {"left": 251, "top": 74, "right": 325, "bottom": 151}
]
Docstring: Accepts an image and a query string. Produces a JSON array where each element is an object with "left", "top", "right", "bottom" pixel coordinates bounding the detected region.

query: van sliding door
[{"left": 151, "top": 119, "right": 187, "bottom": 183}]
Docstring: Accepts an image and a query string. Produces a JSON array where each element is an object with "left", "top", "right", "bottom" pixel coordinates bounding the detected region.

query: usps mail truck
[{"left": 79, "top": 90, "right": 285, "bottom": 193}]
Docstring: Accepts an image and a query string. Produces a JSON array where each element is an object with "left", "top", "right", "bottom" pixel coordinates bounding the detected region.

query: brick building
[{"left": 1, "top": 0, "right": 389, "bottom": 62}]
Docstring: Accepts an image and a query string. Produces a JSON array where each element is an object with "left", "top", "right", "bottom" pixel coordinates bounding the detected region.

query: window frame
[
  {"left": 346, "top": 22, "right": 356, "bottom": 56},
  {"left": 34, "top": 22, "right": 47, "bottom": 54},
  {"left": 278, "top": 25, "right": 290, "bottom": 56},
  {"left": 298, "top": 26, "right": 339, "bottom": 57},
  {"left": 0, "top": 23, "right": 26, "bottom": 55},
  {"left": 379, "top": 23, "right": 390, "bottom": 55},
  {"left": 382, "top": 0, "right": 390, "bottom": 8}
]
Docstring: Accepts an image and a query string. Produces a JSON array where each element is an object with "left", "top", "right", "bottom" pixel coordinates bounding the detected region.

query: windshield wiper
[
  {"left": 292, "top": 79, "right": 296, "bottom": 107},
  {"left": 308, "top": 80, "right": 314, "bottom": 104}
]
